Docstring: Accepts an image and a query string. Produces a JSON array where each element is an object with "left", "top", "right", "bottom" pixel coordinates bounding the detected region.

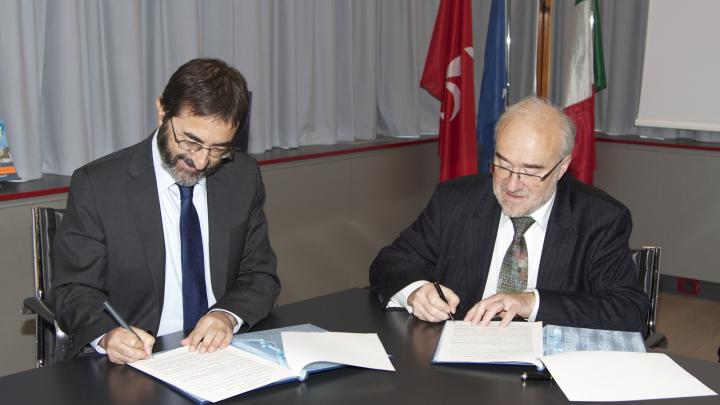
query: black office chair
[
  {"left": 21, "top": 207, "right": 70, "bottom": 367},
  {"left": 631, "top": 246, "right": 667, "bottom": 348}
]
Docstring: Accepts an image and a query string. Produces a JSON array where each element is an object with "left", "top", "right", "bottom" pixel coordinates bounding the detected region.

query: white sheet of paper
[
  {"left": 130, "top": 346, "right": 296, "bottom": 403},
  {"left": 541, "top": 351, "right": 717, "bottom": 402},
  {"left": 281, "top": 331, "right": 395, "bottom": 376},
  {"left": 433, "top": 321, "right": 543, "bottom": 366}
]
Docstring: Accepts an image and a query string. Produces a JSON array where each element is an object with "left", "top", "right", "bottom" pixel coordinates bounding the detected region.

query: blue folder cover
[
  {"left": 542, "top": 324, "right": 646, "bottom": 356},
  {"left": 231, "top": 323, "right": 342, "bottom": 381}
]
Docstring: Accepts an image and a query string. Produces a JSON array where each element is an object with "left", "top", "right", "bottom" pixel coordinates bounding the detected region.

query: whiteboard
[{"left": 635, "top": 0, "right": 720, "bottom": 132}]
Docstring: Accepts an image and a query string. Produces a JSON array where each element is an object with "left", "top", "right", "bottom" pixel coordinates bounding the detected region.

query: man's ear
[
  {"left": 155, "top": 97, "right": 165, "bottom": 127},
  {"left": 556, "top": 155, "right": 572, "bottom": 179}
]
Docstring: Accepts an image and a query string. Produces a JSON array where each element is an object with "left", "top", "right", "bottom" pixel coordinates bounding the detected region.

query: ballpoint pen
[
  {"left": 432, "top": 281, "right": 454, "bottom": 321},
  {"left": 102, "top": 301, "right": 145, "bottom": 344}
]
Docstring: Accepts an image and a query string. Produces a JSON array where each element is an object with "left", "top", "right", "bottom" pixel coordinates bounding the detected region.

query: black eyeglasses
[
  {"left": 169, "top": 118, "right": 233, "bottom": 160},
  {"left": 488, "top": 157, "right": 565, "bottom": 185}
]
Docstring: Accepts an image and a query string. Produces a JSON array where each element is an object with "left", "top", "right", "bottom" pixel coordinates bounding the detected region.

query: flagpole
[{"left": 505, "top": 0, "right": 511, "bottom": 106}]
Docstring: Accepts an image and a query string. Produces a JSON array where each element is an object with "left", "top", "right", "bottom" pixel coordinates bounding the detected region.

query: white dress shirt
[{"left": 388, "top": 193, "right": 557, "bottom": 321}]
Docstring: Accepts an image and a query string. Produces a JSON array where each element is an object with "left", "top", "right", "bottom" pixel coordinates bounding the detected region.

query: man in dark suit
[
  {"left": 370, "top": 97, "right": 648, "bottom": 333},
  {"left": 51, "top": 58, "right": 280, "bottom": 364}
]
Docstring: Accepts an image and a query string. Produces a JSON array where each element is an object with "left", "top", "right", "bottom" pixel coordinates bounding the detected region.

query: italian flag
[{"left": 562, "top": 0, "right": 606, "bottom": 185}]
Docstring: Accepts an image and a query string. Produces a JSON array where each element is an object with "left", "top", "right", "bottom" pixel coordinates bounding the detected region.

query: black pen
[
  {"left": 520, "top": 371, "right": 553, "bottom": 382},
  {"left": 102, "top": 301, "right": 144, "bottom": 344},
  {"left": 432, "top": 282, "right": 454, "bottom": 321}
]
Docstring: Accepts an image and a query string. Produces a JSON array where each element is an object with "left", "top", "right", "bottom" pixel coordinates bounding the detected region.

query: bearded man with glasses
[
  {"left": 370, "top": 97, "right": 648, "bottom": 334},
  {"left": 51, "top": 59, "right": 279, "bottom": 364}
]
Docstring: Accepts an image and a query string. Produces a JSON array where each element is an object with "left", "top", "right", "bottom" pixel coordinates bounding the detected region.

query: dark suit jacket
[
  {"left": 50, "top": 135, "right": 280, "bottom": 356},
  {"left": 369, "top": 174, "right": 649, "bottom": 333}
]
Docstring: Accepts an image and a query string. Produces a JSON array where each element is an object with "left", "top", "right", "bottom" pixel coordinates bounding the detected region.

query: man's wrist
[{"left": 221, "top": 311, "right": 237, "bottom": 328}]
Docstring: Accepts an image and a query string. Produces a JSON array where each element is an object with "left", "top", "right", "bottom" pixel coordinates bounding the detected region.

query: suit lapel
[
  {"left": 467, "top": 182, "right": 501, "bottom": 293},
  {"left": 207, "top": 172, "right": 230, "bottom": 297},
  {"left": 125, "top": 136, "right": 166, "bottom": 307},
  {"left": 538, "top": 176, "right": 576, "bottom": 287}
]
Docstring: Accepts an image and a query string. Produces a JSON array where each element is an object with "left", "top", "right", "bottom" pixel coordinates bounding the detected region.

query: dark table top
[{"left": 2, "top": 288, "right": 718, "bottom": 404}]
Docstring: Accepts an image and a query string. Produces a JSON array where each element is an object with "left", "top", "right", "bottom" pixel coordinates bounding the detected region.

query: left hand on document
[
  {"left": 181, "top": 311, "right": 237, "bottom": 354},
  {"left": 464, "top": 292, "right": 535, "bottom": 327}
]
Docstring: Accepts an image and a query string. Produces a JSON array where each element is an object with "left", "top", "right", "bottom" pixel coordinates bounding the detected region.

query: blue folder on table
[
  {"left": 432, "top": 322, "right": 646, "bottom": 370},
  {"left": 231, "top": 323, "right": 342, "bottom": 381}
]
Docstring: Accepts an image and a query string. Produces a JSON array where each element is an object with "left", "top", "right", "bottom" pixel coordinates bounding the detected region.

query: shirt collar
[
  {"left": 152, "top": 129, "right": 206, "bottom": 194},
  {"left": 499, "top": 192, "right": 556, "bottom": 232}
]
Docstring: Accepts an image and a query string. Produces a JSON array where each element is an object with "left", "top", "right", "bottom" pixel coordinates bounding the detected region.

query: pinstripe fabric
[{"left": 369, "top": 173, "right": 650, "bottom": 333}]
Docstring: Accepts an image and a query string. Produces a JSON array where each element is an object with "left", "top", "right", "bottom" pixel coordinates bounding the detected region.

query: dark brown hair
[{"left": 159, "top": 58, "right": 249, "bottom": 130}]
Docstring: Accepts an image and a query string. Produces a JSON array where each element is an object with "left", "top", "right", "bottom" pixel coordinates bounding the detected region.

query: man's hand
[
  {"left": 464, "top": 292, "right": 535, "bottom": 327},
  {"left": 407, "top": 283, "right": 459, "bottom": 322},
  {"left": 102, "top": 327, "right": 154, "bottom": 364},
  {"left": 180, "top": 311, "right": 237, "bottom": 354}
]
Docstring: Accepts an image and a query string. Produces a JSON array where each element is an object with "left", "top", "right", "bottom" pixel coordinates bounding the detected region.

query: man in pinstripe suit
[{"left": 369, "top": 97, "right": 648, "bottom": 333}]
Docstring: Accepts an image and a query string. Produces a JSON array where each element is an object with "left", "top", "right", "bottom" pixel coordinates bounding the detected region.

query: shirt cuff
[
  {"left": 210, "top": 309, "right": 243, "bottom": 334},
  {"left": 527, "top": 289, "right": 540, "bottom": 322},
  {"left": 90, "top": 334, "right": 107, "bottom": 354},
  {"left": 386, "top": 280, "right": 430, "bottom": 314}
]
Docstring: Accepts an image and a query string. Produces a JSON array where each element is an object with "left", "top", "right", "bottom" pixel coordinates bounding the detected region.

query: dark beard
[{"left": 157, "top": 122, "right": 222, "bottom": 187}]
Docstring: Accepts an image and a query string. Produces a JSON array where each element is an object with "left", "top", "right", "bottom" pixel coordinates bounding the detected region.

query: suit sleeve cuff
[
  {"left": 210, "top": 309, "right": 244, "bottom": 334},
  {"left": 387, "top": 280, "right": 430, "bottom": 314}
]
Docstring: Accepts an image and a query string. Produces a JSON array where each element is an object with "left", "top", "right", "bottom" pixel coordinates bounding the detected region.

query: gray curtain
[
  {"left": 1, "top": 0, "right": 441, "bottom": 180},
  {"left": 0, "top": 0, "right": 539, "bottom": 181},
  {"left": 551, "top": 0, "right": 720, "bottom": 143}
]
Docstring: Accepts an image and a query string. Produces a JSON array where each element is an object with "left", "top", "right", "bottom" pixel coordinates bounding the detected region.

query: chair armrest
[{"left": 22, "top": 297, "right": 57, "bottom": 323}]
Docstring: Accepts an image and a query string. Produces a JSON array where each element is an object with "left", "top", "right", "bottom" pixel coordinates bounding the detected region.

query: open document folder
[
  {"left": 130, "top": 329, "right": 395, "bottom": 403},
  {"left": 432, "top": 321, "right": 647, "bottom": 368},
  {"left": 432, "top": 321, "right": 716, "bottom": 402}
]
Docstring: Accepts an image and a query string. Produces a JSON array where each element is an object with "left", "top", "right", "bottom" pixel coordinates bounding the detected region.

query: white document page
[
  {"left": 541, "top": 351, "right": 717, "bottom": 402},
  {"left": 433, "top": 321, "right": 543, "bottom": 366},
  {"left": 130, "top": 345, "right": 297, "bottom": 403},
  {"left": 281, "top": 332, "right": 395, "bottom": 376}
]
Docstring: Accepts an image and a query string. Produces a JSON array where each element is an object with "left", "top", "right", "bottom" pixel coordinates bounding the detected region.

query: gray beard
[{"left": 157, "top": 125, "right": 220, "bottom": 186}]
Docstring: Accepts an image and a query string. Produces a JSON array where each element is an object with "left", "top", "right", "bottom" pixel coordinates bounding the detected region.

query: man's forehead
[{"left": 496, "top": 122, "right": 562, "bottom": 164}]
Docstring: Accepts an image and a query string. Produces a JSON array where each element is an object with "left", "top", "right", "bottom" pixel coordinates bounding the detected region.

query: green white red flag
[{"left": 562, "top": 0, "right": 606, "bottom": 185}]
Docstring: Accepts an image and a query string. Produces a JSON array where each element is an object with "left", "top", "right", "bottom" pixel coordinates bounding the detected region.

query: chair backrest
[
  {"left": 630, "top": 246, "right": 662, "bottom": 339},
  {"left": 32, "top": 207, "right": 64, "bottom": 299},
  {"left": 30, "top": 207, "right": 68, "bottom": 366}
]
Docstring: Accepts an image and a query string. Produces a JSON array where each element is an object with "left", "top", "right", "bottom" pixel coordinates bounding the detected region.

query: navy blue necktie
[{"left": 178, "top": 185, "right": 208, "bottom": 332}]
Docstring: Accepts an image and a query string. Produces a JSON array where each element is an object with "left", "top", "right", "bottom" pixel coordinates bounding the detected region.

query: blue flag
[{"left": 477, "top": 0, "right": 507, "bottom": 174}]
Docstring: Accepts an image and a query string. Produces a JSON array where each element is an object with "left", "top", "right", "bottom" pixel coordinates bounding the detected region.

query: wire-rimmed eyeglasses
[
  {"left": 488, "top": 157, "right": 565, "bottom": 185},
  {"left": 169, "top": 117, "right": 233, "bottom": 160}
]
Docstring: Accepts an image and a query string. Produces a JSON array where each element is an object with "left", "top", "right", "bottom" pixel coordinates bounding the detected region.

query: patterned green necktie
[{"left": 497, "top": 216, "right": 535, "bottom": 293}]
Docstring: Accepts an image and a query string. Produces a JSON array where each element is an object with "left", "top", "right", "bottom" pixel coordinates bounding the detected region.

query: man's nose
[
  {"left": 190, "top": 149, "right": 210, "bottom": 170},
  {"left": 505, "top": 172, "right": 524, "bottom": 192}
]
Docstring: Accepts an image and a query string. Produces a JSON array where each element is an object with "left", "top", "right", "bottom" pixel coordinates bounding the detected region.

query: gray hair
[{"left": 495, "top": 96, "right": 576, "bottom": 159}]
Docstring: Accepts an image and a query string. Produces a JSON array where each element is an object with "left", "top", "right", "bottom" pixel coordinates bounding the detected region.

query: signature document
[
  {"left": 432, "top": 321, "right": 544, "bottom": 367},
  {"left": 131, "top": 331, "right": 395, "bottom": 403}
]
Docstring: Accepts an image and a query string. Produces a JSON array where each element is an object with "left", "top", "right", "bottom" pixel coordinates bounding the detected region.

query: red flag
[{"left": 421, "top": 0, "right": 477, "bottom": 181}]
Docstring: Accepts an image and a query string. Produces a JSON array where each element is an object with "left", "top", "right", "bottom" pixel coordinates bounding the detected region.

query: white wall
[{"left": 595, "top": 140, "right": 720, "bottom": 284}]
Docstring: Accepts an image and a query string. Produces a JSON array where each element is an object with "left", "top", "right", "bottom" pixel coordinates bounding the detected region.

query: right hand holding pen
[
  {"left": 101, "top": 326, "right": 155, "bottom": 364},
  {"left": 407, "top": 282, "right": 459, "bottom": 322}
]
